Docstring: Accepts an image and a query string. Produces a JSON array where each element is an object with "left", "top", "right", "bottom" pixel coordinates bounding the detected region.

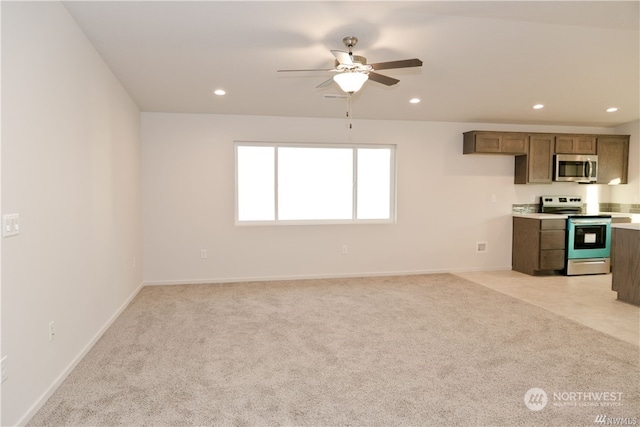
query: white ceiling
[{"left": 63, "top": 1, "right": 640, "bottom": 127}]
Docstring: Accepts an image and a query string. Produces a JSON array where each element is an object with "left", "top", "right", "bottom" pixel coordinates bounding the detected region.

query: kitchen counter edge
[
  {"left": 611, "top": 223, "right": 640, "bottom": 231},
  {"left": 513, "top": 212, "right": 635, "bottom": 220}
]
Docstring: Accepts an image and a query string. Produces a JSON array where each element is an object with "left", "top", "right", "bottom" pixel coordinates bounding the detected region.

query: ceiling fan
[{"left": 278, "top": 36, "right": 423, "bottom": 94}]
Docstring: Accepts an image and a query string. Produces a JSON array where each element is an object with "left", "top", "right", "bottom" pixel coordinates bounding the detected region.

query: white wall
[
  {"left": 142, "top": 113, "right": 622, "bottom": 284},
  {"left": 1, "top": 2, "right": 143, "bottom": 425},
  {"left": 0, "top": 1, "right": 3, "bottom": 421}
]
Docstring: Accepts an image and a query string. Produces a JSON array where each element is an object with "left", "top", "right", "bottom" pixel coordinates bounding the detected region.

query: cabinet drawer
[
  {"left": 540, "top": 230, "right": 565, "bottom": 250},
  {"left": 540, "top": 250, "right": 565, "bottom": 270},
  {"left": 612, "top": 217, "right": 632, "bottom": 224},
  {"left": 541, "top": 219, "right": 566, "bottom": 230}
]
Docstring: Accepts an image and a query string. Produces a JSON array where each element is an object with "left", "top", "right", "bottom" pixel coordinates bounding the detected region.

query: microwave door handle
[{"left": 585, "top": 160, "right": 591, "bottom": 179}]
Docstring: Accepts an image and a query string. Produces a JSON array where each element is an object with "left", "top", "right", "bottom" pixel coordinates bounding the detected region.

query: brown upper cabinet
[
  {"left": 514, "top": 134, "right": 554, "bottom": 184},
  {"left": 554, "top": 135, "right": 596, "bottom": 154},
  {"left": 596, "top": 135, "right": 630, "bottom": 184},
  {"left": 463, "top": 132, "right": 527, "bottom": 155},
  {"left": 463, "top": 131, "right": 630, "bottom": 185}
]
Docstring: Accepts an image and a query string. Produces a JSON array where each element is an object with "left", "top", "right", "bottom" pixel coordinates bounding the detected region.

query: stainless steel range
[{"left": 540, "top": 196, "right": 612, "bottom": 275}]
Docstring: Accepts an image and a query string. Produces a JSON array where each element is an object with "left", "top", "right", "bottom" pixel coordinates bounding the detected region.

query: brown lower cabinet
[
  {"left": 513, "top": 217, "right": 566, "bottom": 275},
  {"left": 611, "top": 227, "right": 640, "bottom": 306}
]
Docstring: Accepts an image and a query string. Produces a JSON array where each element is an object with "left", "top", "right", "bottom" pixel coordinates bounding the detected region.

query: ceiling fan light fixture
[{"left": 333, "top": 72, "right": 369, "bottom": 93}]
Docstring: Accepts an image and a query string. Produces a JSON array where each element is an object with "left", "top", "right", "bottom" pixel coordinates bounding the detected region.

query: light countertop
[
  {"left": 513, "top": 213, "right": 568, "bottom": 219},
  {"left": 513, "top": 212, "right": 636, "bottom": 221},
  {"left": 611, "top": 223, "right": 640, "bottom": 231}
]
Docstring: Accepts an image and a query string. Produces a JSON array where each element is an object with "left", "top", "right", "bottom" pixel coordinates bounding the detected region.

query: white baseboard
[
  {"left": 17, "top": 281, "right": 145, "bottom": 426},
  {"left": 144, "top": 266, "right": 513, "bottom": 286}
]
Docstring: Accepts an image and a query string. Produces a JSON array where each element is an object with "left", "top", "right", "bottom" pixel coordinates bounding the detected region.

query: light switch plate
[
  {"left": 2, "top": 213, "right": 20, "bottom": 238},
  {"left": 1, "top": 356, "right": 7, "bottom": 383}
]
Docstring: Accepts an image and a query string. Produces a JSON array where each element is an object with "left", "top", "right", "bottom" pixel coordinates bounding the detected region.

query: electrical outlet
[
  {"left": 49, "top": 321, "right": 56, "bottom": 342},
  {"left": 200, "top": 249, "right": 207, "bottom": 259},
  {"left": 476, "top": 241, "right": 488, "bottom": 253},
  {"left": 342, "top": 245, "right": 348, "bottom": 255},
  {"left": 1, "top": 356, "right": 7, "bottom": 383}
]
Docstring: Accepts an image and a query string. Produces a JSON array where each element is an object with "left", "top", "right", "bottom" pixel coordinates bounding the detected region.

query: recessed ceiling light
[
  {"left": 533, "top": 104, "right": 544, "bottom": 110},
  {"left": 213, "top": 89, "right": 226, "bottom": 96},
  {"left": 409, "top": 98, "right": 421, "bottom": 104},
  {"left": 606, "top": 107, "right": 618, "bottom": 113}
]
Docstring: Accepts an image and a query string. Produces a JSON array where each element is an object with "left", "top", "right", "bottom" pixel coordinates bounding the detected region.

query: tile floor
[{"left": 456, "top": 270, "right": 640, "bottom": 347}]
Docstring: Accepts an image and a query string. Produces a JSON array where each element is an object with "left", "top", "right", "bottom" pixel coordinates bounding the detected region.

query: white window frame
[{"left": 235, "top": 141, "right": 397, "bottom": 225}]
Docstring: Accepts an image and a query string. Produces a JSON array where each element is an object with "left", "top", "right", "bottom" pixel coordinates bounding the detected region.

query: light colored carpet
[{"left": 28, "top": 274, "right": 639, "bottom": 426}]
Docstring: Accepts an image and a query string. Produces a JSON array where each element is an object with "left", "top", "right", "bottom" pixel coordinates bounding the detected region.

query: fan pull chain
[{"left": 346, "top": 94, "right": 353, "bottom": 132}]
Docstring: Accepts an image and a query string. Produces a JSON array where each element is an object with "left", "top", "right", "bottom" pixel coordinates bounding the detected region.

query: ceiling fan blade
[
  {"left": 316, "top": 78, "right": 335, "bottom": 89},
  {"left": 370, "top": 58, "right": 423, "bottom": 71},
  {"left": 368, "top": 72, "right": 399, "bottom": 86},
  {"left": 277, "top": 68, "right": 334, "bottom": 72},
  {"left": 331, "top": 50, "right": 353, "bottom": 66}
]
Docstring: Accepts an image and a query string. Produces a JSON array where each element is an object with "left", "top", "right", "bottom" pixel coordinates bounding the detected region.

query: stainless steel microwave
[{"left": 553, "top": 154, "right": 598, "bottom": 183}]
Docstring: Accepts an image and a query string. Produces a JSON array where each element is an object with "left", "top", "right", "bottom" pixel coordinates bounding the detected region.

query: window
[{"left": 235, "top": 142, "right": 396, "bottom": 224}]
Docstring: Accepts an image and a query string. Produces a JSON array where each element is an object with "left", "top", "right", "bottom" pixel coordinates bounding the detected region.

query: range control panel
[{"left": 541, "top": 195, "right": 583, "bottom": 208}]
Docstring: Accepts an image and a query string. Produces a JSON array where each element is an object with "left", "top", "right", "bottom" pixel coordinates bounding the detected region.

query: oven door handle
[{"left": 569, "top": 219, "right": 611, "bottom": 225}]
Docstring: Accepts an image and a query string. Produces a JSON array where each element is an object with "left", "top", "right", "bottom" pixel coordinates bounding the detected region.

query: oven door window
[{"left": 573, "top": 225, "right": 607, "bottom": 250}]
